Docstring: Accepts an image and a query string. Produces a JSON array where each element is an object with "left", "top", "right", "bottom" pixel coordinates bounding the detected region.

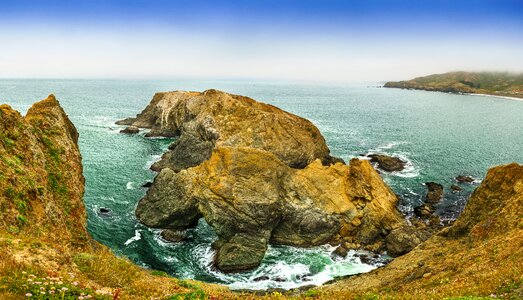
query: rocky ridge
[
  {"left": 0, "top": 95, "right": 89, "bottom": 246},
  {"left": 117, "top": 89, "right": 342, "bottom": 171}
]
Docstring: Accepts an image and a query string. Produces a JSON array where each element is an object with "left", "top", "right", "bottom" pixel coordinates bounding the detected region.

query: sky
[{"left": 0, "top": 0, "right": 522, "bottom": 82}]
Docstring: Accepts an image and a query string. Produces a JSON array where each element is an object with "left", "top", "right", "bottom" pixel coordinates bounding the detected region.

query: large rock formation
[
  {"left": 125, "top": 90, "right": 411, "bottom": 272},
  {"left": 117, "top": 89, "right": 342, "bottom": 171},
  {"left": 323, "top": 162, "right": 523, "bottom": 299},
  {"left": 137, "top": 147, "right": 405, "bottom": 272},
  {"left": 0, "top": 95, "right": 89, "bottom": 246}
]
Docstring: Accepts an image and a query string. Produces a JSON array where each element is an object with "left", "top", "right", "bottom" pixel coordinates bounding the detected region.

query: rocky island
[
  {"left": 384, "top": 71, "right": 523, "bottom": 99},
  {"left": 120, "top": 90, "right": 420, "bottom": 272}
]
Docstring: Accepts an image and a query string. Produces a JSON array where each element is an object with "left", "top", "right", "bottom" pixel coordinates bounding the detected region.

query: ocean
[{"left": 1, "top": 79, "right": 522, "bottom": 290}]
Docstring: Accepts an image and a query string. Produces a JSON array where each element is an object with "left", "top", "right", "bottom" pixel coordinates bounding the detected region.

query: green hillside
[{"left": 384, "top": 72, "right": 523, "bottom": 98}]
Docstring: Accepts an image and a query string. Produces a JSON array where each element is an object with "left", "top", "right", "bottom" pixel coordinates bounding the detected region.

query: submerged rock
[
  {"left": 120, "top": 126, "right": 140, "bottom": 134},
  {"left": 117, "top": 89, "right": 342, "bottom": 172},
  {"left": 367, "top": 154, "right": 406, "bottom": 172}
]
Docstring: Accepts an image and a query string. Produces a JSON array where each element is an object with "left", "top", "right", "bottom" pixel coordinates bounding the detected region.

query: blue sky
[{"left": 0, "top": 0, "right": 522, "bottom": 82}]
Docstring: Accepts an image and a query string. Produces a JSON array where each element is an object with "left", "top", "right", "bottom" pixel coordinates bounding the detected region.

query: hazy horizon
[{"left": 1, "top": 0, "right": 522, "bottom": 83}]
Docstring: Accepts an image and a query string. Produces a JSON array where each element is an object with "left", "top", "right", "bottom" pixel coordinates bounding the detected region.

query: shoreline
[
  {"left": 383, "top": 86, "right": 523, "bottom": 102},
  {"left": 468, "top": 93, "right": 523, "bottom": 102}
]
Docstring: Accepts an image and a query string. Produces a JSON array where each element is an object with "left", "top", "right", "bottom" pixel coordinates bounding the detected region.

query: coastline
[
  {"left": 383, "top": 86, "right": 523, "bottom": 102},
  {"left": 468, "top": 93, "right": 523, "bottom": 102}
]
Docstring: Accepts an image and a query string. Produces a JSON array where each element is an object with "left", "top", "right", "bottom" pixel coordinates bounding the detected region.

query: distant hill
[{"left": 384, "top": 71, "right": 523, "bottom": 99}]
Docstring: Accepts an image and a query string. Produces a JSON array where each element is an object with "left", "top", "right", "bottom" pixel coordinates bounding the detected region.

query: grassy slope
[
  {"left": 384, "top": 72, "right": 523, "bottom": 98},
  {"left": 1, "top": 96, "right": 522, "bottom": 299}
]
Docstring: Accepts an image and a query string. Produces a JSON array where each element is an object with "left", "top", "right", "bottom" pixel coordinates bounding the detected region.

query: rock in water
[
  {"left": 333, "top": 245, "right": 349, "bottom": 257},
  {"left": 120, "top": 126, "right": 140, "bottom": 134},
  {"left": 424, "top": 182, "right": 444, "bottom": 204},
  {"left": 116, "top": 89, "right": 342, "bottom": 171},
  {"left": 456, "top": 175, "right": 474, "bottom": 184},
  {"left": 451, "top": 184, "right": 462, "bottom": 192},
  {"left": 367, "top": 154, "right": 406, "bottom": 172},
  {"left": 160, "top": 229, "right": 186, "bottom": 242},
  {"left": 136, "top": 147, "right": 406, "bottom": 271},
  {"left": 128, "top": 90, "right": 408, "bottom": 272}
]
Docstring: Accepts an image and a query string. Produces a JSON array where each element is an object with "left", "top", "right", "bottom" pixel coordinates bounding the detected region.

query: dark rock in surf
[
  {"left": 451, "top": 184, "right": 463, "bottom": 192},
  {"left": 99, "top": 207, "right": 111, "bottom": 216},
  {"left": 425, "top": 182, "right": 444, "bottom": 204},
  {"left": 456, "top": 175, "right": 474, "bottom": 184},
  {"left": 367, "top": 154, "right": 406, "bottom": 172},
  {"left": 160, "top": 229, "right": 186, "bottom": 242},
  {"left": 120, "top": 126, "right": 140, "bottom": 134},
  {"left": 253, "top": 276, "right": 270, "bottom": 282},
  {"left": 142, "top": 181, "right": 153, "bottom": 188},
  {"left": 334, "top": 245, "right": 349, "bottom": 257}
]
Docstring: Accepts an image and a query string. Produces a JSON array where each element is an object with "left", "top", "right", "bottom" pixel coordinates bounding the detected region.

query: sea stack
[{"left": 120, "top": 90, "right": 412, "bottom": 272}]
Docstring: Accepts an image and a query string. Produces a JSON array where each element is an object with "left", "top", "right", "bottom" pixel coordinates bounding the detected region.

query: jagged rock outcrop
[
  {"left": 323, "top": 162, "right": 523, "bottom": 298},
  {"left": 137, "top": 147, "right": 406, "bottom": 272},
  {"left": 0, "top": 95, "right": 89, "bottom": 246},
  {"left": 117, "top": 89, "right": 342, "bottom": 171}
]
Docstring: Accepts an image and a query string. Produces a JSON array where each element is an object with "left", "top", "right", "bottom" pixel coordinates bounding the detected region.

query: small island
[{"left": 384, "top": 71, "right": 523, "bottom": 99}]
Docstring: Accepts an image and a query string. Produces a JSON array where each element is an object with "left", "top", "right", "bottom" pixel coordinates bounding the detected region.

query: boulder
[
  {"left": 367, "top": 154, "right": 406, "bottom": 172},
  {"left": 385, "top": 225, "right": 432, "bottom": 256},
  {"left": 451, "top": 184, "right": 462, "bottom": 192},
  {"left": 333, "top": 245, "right": 349, "bottom": 258},
  {"left": 142, "top": 181, "right": 153, "bottom": 188},
  {"left": 160, "top": 229, "right": 186, "bottom": 243},
  {"left": 136, "top": 148, "right": 405, "bottom": 272},
  {"left": 424, "top": 182, "right": 443, "bottom": 204},
  {"left": 120, "top": 126, "right": 140, "bottom": 134},
  {"left": 456, "top": 175, "right": 474, "bottom": 184},
  {"left": 414, "top": 203, "right": 434, "bottom": 218},
  {"left": 117, "top": 89, "right": 342, "bottom": 172}
]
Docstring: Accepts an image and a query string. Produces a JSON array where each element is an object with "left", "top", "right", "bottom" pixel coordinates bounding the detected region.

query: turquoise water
[{"left": 2, "top": 79, "right": 523, "bottom": 290}]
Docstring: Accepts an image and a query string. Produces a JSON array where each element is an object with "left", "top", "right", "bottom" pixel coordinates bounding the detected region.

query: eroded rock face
[
  {"left": 117, "top": 89, "right": 341, "bottom": 171},
  {"left": 0, "top": 95, "right": 89, "bottom": 246},
  {"left": 325, "top": 163, "right": 523, "bottom": 297},
  {"left": 136, "top": 147, "right": 405, "bottom": 272}
]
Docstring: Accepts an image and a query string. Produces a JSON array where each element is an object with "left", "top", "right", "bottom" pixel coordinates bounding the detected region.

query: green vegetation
[
  {"left": 384, "top": 71, "right": 523, "bottom": 98},
  {"left": 1, "top": 271, "right": 112, "bottom": 300},
  {"left": 168, "top": 281, "right": 206, "bottom": 300}
]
